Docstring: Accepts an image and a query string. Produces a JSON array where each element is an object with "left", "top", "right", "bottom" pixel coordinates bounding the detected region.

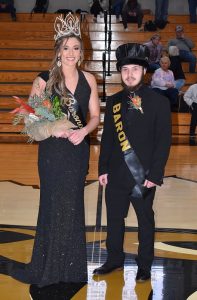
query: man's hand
[
  {"left": 99, "top": 174, "right": 108, "bottom": 186},
  {"left": 143, "top": 179, "right": 157, "bottom": 188}
]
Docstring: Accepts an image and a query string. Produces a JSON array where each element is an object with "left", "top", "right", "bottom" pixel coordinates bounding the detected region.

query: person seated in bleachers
[
  {"left": 168, "top": 46, "right": 185, "bottom": 92},
  {"left": 188, "top": 0, "right": 197, "bottom": 23},
  {"left": 32, "top": 0, "right": 49, "bottom": 14},
  {"left": 100, "top": 0, "right": 109, "bottom": 11},
  {"left": 168, "top": 25, "right": 196, "bottom": 73},
  {"left": 121, "top": 0, "right": 144, "bottom": 32},
  {"left": 154, "top": 0, "right": 169, "bottom": 28},
  {"left": 151, "top": 56, "right": 179, "bottom": 109},
  {"left": 144, "top": 34, "right": 163, "bottom": 72},
  {"left": 0, "top": 0, "right": 16, "bottom": 21},
  {"left": 111, "top": 0, "right": 124, "bottom": 22},
  {"left": 90, "top": 0, "right": 104, "bottom": 22},
  {"left": 183, "top": 83, "right": 197, "bottom": 145}
]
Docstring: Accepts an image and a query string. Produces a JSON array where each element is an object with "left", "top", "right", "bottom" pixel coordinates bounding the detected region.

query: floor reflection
[
  {"left": 0, "top": 228, "right": 197, "bottom": 299},
  {"left": 29, "top": 282, "right": 87, "bottom": 300},
  {"left": 88, "top": 266, "right": 153, "bottom": 300}
]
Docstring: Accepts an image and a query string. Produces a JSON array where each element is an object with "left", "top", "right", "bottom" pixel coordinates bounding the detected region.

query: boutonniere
[{"left": 128, "top": 94, "right": 143, "bottom": 114}]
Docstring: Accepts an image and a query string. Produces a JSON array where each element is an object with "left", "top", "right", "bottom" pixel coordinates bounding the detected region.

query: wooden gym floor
[{"left": 0, "top": 145, "right": 197, "bottom": 300}]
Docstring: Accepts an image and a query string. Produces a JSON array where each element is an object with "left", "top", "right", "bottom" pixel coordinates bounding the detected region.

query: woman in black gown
[{"left": 10, "top": 13, "right": 100, "bottom": 287}]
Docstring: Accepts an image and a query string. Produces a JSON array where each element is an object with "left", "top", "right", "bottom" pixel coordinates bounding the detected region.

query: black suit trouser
[{"left": 105, "top": 185, "right": 156, "bottom": 271}]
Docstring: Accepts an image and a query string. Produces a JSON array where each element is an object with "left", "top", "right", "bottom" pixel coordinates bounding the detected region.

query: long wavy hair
[{"left": 46, "top": 34, "right": 83, "bottom": 97}]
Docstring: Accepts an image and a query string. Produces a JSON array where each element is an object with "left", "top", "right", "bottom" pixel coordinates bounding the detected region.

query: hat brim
[{"left": 116, "top": 57, "right": 149, "bottom": 71}]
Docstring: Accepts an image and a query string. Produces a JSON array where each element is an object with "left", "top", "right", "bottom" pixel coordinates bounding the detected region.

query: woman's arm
[{"left": 29, "top": 76, "right": 47, "bottom": 97}]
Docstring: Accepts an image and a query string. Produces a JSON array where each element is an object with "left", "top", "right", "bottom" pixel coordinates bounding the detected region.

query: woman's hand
[
  {"left": 52, "top": 128, "right": 72, "bottom": 138},
  {"left": 68, "top": 127, "right": 88, "bottom": 145},
  {"left": 166, "top": 82, "right": 173, "bottom": 88}
]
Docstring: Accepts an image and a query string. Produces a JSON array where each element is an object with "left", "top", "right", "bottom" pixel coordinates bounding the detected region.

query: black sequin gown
[{"left": 11, "top": 70, "right": 91, "bottom": 287}]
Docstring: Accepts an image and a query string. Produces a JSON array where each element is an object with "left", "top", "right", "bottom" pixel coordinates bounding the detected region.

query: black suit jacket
[{"left": 99, "top": 85, "right": 172, "bottom": 190}]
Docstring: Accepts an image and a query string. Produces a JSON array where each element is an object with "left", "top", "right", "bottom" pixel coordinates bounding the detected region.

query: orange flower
[
  {"left": 128, "top": 95, "right": 143, "bottom": 114},
  {"left": 42, "top": 99, "right": 52, "bottom": 109}
]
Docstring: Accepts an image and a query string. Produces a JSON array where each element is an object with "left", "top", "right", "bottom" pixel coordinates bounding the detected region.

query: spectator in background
[
  {"left": 168, "top": 25, "right": 196, "bottom": 73},
  {"left": 188, "top": 0, "right": 197, "bottom": 23},
  {"left": 151, "top": 56, "right": 179, "bottom": 109},
  {"left": 144, "top": 34, "right": 163, "bottom": 72},
  {"left": 112, "top": 0, "right": 124, "bottom": 22},
  {"left": 100, "top": 0, "right": 109, "bottom": 11},
  {"left": 90, "top": 0, "right": 104, "bottom": 22},
  {"left": 154, "top": 0, "right": 169, "bottom": 27},
  {"left": 168, "top": 46, "right": 185, "bottom": 91},
  {"left": 184, "top": 83, "right": 197, "bottom": 145},
  {"left": 0, "top": 0, "right": 16, "bottom": 21},
  {"left": 122, "top": 0, "right": 144, "bottom": 32}
]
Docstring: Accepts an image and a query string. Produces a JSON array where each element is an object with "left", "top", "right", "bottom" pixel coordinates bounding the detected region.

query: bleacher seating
[{"left": 0, "top": 12, "right": 196, "bottom": 147}]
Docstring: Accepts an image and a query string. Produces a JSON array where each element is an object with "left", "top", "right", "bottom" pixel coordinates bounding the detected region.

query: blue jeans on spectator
[
  {"left": 175, "top": 79, "right": 185, "bottom": 91},
  {"left": 188, "top": 0, "right": 197, "bottom": 23},
  {"left": 190, "top": 102, "right": 197, "bottom": 136},
  {"left": 152, "top": 87, "right": 179, "bottom": 108},
  {"left": 112, "top": 0, "right": 124, "bottom": 19},
  {"left": 155, "top": 0, "right": 169, "bottom": 21},
  {"left": 179, "top": 49, "right": 196, "bottom": 73}
]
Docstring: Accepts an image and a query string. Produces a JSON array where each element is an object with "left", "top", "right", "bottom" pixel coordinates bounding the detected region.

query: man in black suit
[{"left": 93, "top": 43, "right": 171, "bottom": 282}]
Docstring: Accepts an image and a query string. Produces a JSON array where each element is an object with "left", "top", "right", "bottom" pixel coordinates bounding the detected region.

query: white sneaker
[{"left": 125, "top": 28, "right": 129, "bottom": 32}]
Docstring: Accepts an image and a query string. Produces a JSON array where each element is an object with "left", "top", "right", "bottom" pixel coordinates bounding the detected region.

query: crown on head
[{"left": 54, "top": 13, "right": 81, "bottom": 41}]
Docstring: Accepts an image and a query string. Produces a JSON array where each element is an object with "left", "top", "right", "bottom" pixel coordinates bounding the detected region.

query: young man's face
[
  {"left": 152, "top": 37, "right": 160, "bottom": 46},
  {"left": 121, "top": 64, "right": 146, "bottom": 88}
]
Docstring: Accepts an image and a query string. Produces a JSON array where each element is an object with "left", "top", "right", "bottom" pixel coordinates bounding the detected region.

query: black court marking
[
  {"left": 0, "top": 230, "right": 34, "bottom": 243},
  {"left": 0, "top": 180, "right": 39, "bottom": 189},
  {"left": 0, "top": 255, "right": 25, "bottom": 276},
  {"left": 164, "top": 241, "right": 197, "bottom": 250},
  {"left": 29, "top": 282, "right": 86, "bottom": 300}
]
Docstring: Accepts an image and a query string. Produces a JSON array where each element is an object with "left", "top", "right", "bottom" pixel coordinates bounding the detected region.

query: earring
[
  {"left": 57, "top": 57, "right": 62, "bottom": 67},
  {"left": 77, "top": 59, "right": 81, "bottom": 67}
]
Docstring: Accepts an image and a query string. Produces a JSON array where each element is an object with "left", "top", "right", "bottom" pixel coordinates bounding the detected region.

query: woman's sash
[
  {"left": 113, "top": 101, "right": 146, "bottom": 198},
  {"left": 61, "top": 91, "right": 90, "bottom": 144}
]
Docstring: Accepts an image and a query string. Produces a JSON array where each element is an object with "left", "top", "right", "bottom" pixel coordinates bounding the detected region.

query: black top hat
[{"left": 116, "top": 43, "right": 150, "bottom": 71}]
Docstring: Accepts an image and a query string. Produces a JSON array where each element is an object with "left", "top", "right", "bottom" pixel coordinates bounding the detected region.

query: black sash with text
[
  {"left": 113, "top": 101, "right": 146, "bottom": 198},
  {"left": 62, "top": 92, "right": 90, "bottom": 145}
]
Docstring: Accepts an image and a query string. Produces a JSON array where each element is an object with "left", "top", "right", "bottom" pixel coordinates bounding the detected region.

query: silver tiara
[{"left": 54, "top": 13, "right": 81, "bottom": 41}]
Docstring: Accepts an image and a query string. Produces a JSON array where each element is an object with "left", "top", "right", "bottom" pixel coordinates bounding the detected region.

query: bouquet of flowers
[{"left": 10, "top": 93, "right": 76, "bottom": 142}]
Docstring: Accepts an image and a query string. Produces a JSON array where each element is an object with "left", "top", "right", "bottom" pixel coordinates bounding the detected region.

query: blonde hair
[
  {"left": 46, "top": 34, "right": 83, "bottom": 96},
  {"left": 168, "top": 45, "right": 179, "bottom": 56}
]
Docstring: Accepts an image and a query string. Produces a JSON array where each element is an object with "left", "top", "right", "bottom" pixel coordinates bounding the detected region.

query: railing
[{"left": 101, "top": 1, "right": 113, "bottom": 102}]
